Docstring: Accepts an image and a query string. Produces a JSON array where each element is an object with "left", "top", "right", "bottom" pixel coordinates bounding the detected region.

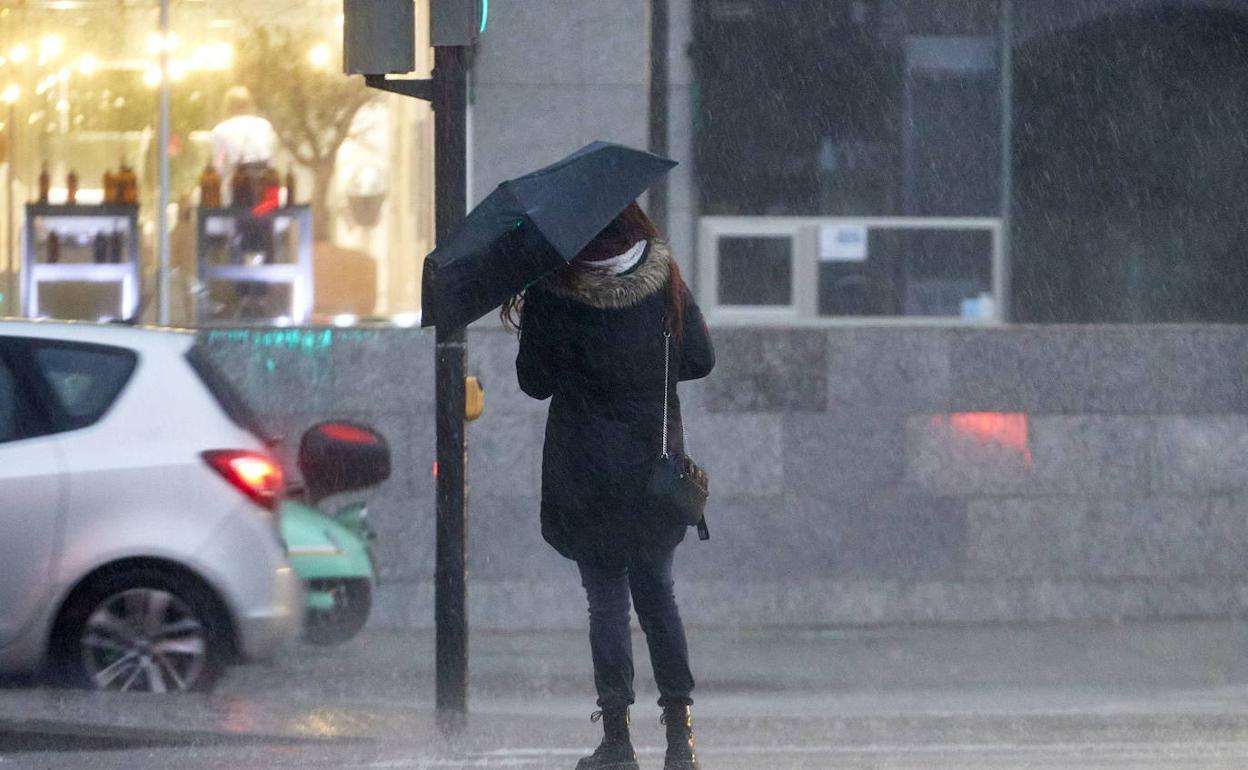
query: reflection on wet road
[{"left": 4, "top": 622, "right": 1248, "bottom": 768}]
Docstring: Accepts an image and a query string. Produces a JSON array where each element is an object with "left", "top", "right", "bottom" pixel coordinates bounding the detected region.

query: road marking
[
  {"left": 358, "top": 740, "right": 1248, "bottom": 770},
  {"left": 467, "top": 739, "right": 1248, "bottom": 759}
]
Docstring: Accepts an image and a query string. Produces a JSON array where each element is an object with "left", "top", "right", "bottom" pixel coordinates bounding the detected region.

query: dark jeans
[{"left": 577, "top": 547, "right": 695, "bottom": 710}]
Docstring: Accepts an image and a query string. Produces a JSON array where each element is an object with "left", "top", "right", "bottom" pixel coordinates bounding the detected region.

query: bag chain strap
[{"left": 660, "top": 329, "right": 687, "bottom": 458}]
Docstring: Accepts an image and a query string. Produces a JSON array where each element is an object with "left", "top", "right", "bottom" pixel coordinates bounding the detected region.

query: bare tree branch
[{"left": 234, "top": 26, "right": 378, "bottom": 238}]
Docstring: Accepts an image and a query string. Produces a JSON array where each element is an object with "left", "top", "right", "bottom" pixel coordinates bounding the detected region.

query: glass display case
[
  {"left": 196, "top": 205, "right": 314, "bottom": 324},
  {"left": 22, "top": 204, "right": 141, "bottom": 321}
]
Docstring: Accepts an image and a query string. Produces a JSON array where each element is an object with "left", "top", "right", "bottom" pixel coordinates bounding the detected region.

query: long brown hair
[{"left": 501, "top": 201, "right": 685, "bottom": 338}]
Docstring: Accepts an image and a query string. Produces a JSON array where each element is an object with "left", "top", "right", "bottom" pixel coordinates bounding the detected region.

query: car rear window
[
  {"left": 185, "top": 344, "right": 272, "bottom": 443},
  {"left": 31, "top": 342, "right": 136, "bottom": 427}
]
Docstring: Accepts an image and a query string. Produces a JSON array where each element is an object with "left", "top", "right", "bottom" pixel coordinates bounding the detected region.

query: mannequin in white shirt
[
  {"left": 209, "top": 86, "right": 277, "bottom": 313},
  {"left": 210, "top": 86, "right": 276, "bottom": 206}
]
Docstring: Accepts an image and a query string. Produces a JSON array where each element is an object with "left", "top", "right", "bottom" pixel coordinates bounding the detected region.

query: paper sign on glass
[{"left": 818, "top": 225, "right": 868, "bottom": 262}]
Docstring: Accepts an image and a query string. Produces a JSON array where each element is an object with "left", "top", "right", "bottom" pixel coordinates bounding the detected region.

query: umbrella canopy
[{"left": 421, "top": 141, "right": 677, "bottom": 330}]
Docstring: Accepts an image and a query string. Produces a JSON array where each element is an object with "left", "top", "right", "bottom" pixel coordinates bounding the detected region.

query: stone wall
[
  {"left": 469, "top": 0, "right": 702, "bottom": 272},
  {"left": 470, "top": 1, "right": 649, "bottom": 204},
  {"left": 201, "top": 324, "right": 1248, "bottom": 629}
]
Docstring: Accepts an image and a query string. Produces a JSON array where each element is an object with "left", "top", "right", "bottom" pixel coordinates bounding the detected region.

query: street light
[{"left": 344, "top": 0, "right": 474, "bottom": 734}]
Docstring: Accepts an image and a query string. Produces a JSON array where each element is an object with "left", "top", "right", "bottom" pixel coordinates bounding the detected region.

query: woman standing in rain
[{"left": 505, "top": 201, "right": 714, "bottom": 770}]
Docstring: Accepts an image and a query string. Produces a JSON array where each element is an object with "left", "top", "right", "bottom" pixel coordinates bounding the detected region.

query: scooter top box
[{"left": 298, "top": 421, "right": 391, "bottom": 502}]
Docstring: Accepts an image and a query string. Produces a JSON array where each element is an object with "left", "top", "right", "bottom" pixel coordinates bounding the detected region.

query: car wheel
[
  {"left": 303, "top": 578, "right": 371, "bottom": 646},
  {"left": 54, "top": 567, "right": 229, "bottom": 693}
]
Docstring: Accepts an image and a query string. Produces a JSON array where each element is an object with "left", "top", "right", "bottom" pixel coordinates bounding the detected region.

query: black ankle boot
[
  {"left": 661, "top": 704, "right": 700, "bottom": 769},
  {"left": 575, "top": 707, "right": 639, "bottom": 770}
]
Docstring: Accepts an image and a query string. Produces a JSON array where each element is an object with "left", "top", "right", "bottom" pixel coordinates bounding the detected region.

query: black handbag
[{"left": 645, "top": 330, "right": 710, "bottom": 541}]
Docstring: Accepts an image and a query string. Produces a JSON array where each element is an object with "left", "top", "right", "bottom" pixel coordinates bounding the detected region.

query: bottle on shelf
[
  {"left": 66, "top": 169, "right": 78, "bottom": 205},
  {"left": 102, "top": 169, "right": 116, "bottom": 204},
  {"left": 230, "top": 166, "right": 253, "bottom": 208},
  {"left": 92, "top": 231, "right": 108, "bottom": 264},
  {"left": 38, "top": 162, "right": 50, "bottom": 204},
  {"left": 46, "top": 230, "right": 60, "bottom": 263},
  {"left": 284, "top": 166, "right": 297, "bottom": 207},
  {"left": 117, "top": 162, "right": 137, "bottom": 205},
  {"left": 199, "top": 163, "right": 222, "bottom": 208},
  {"left": 108, "top": 228, "right": 125, "bottom": 264}
]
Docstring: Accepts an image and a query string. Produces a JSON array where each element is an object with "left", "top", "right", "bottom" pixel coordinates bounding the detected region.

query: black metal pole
[
  {"left": 647, "top": 0, "right": 670, "bottom": 233},
  {"left": 432, "top": 44, "right": 469, "bottom": 735}
]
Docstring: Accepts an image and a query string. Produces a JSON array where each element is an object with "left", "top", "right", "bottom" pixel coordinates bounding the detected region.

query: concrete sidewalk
[{"left": 3, "top": 619, "right": 1248, "bottom": 767}]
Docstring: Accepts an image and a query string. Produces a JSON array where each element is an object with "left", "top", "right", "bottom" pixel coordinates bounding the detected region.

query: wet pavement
[{"left": 3, "top": 619, "right": 1248, "bottom": 767}]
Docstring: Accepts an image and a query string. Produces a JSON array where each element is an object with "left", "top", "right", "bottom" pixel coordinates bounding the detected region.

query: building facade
[
  {"left": 474, "top": 0, "right": 1248, "bottom": 326},
  {"left": 3, "top": 1, "right": 1243, "bottom": 328}
]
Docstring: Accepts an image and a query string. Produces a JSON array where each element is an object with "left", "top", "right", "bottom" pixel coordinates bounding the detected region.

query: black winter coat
[{"left": 515, "top": 241, "right": 715, "bottom": 567}]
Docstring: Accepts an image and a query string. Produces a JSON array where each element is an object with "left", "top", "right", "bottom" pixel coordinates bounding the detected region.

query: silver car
[{"left": 0, "top": 321, "right": 303, "bottom": 692}]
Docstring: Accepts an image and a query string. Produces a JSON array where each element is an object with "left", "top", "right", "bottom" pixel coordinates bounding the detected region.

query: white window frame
[{"left": 698, "top": 216, "right": 1005, "bottom": 326}]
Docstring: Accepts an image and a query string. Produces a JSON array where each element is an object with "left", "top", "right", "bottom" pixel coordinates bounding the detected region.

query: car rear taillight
[{"left": 202, "top": 450, "right": 284, "bottom": 511}]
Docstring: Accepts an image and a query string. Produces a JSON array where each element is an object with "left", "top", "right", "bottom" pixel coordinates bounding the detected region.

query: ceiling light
[
  {"left": 39, "top": 35, "right": 63, "bottom": 60},
  {"left": 307, "top": 43, "right": 332, "bottom": 69}
]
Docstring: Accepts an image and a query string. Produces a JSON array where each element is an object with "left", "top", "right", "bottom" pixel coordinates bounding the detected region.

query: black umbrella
[{"left": 420, "top": 141, "right": 677, "bottom": 330}]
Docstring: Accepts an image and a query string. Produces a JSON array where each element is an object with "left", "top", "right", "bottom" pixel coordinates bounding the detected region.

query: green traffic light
[{"left": 480, "top": 0, "right": 488, "bottom": 33}]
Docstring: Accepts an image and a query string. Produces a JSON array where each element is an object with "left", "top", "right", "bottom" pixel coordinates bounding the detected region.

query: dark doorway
[{"left": 1012, "top": 6, "right": 1248, "bottom": 323}]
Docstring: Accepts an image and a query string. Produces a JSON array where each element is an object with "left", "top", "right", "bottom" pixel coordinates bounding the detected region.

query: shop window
[
  {"left": 699, "top": 216, "right": 1002, "bottom": 323},
  {"left": 0, "top": 2, "right": 433, "bottom": 326},
  {"left": 818, "top": 228, "right": 994, "bottom": 318},
  {"left": 718, "top": 236, "right": 792, "bottom": 306}
]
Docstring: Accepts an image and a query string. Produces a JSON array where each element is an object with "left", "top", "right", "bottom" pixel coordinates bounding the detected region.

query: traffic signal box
[{"left": 343, "top": 0, "right": 482, "bottom": 77}]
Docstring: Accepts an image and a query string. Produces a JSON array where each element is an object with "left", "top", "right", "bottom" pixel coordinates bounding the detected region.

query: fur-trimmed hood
[{"left": 537, "top": 240, "right": 672, "bottom": 309}]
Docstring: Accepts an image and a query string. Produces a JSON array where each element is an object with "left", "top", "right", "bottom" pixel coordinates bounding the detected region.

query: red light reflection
[
  {"left": 935, "top": 412, "right": 1032, "bottom": 466},
  {"left": 319, "top": 423, "right": 380, "bottom": 445},
  {"left": 251, "top": 186, "right": 281, "bottom": 217}
]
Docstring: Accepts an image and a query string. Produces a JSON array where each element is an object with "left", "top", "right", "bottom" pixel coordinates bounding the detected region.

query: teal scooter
[{"left": 280, "top": 420, "right": 390, "bottom": 646}]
